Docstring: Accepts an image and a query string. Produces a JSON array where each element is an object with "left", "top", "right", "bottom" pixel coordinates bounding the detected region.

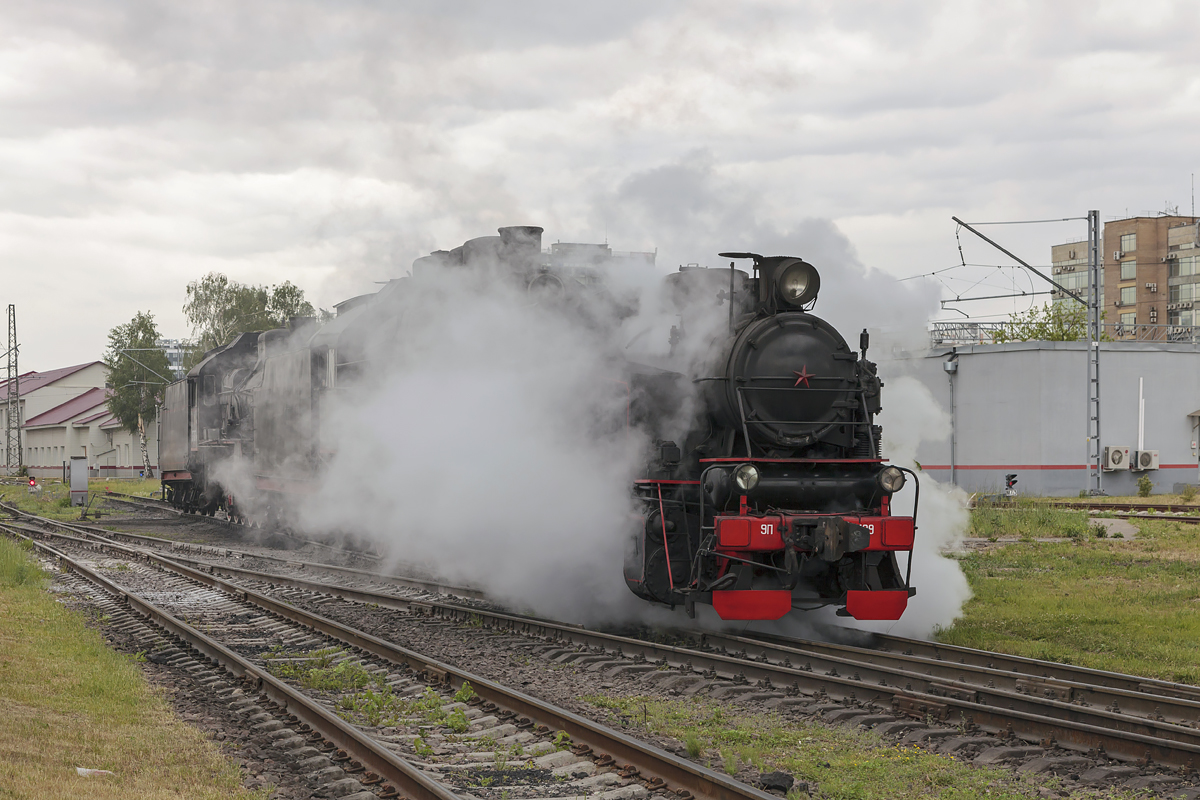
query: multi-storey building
[{"left": 1051, "top": 215, "right": 1200, "bottom": 338}]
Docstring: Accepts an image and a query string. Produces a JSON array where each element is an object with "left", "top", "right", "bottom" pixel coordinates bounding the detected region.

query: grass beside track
[
  {"left": 940, "top": 516, "right": 1200, "bottom": 684},
  {"left": 0, "top": 536, "right": 264, "bottom": 799},
  {"left": 582, "top": 694, "right": 1133, "bottom": 800},
  {"left": 0, "top": 477, "right": 161, "bottom": 521}
]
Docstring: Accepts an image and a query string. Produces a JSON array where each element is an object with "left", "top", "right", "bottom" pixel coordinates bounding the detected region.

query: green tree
[
  {"left": 992, "top": 302, "right": 1089, "bottom": 343},
  {"left": 181, "top": 273, "right": 316, "bottom": 368},
  {"left": 104, "top": 312, "right": 173, "bottom": 476}
]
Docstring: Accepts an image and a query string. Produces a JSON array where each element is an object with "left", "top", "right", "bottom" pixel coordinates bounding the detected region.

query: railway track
[
  {"left": 2, "top": 516, "right": 780, "bottom": 800},
  {"left": 97, "top": 489, "right": 393, "bottom": 559},
  {"left": 7, "top": 505, "right": 1200, "bottom": 790}
]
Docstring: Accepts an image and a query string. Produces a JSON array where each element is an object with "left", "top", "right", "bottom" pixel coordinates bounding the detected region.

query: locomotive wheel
[{"left": 643, "top": 548, "right": 677, "bottom": 604}]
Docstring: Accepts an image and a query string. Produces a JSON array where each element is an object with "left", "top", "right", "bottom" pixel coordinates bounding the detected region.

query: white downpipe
[{"left": 1138, "top": 377, "right": 1145, "bottom": 451}]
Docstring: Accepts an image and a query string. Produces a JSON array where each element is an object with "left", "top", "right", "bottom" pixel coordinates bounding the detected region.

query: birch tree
[{"left": 104, "top": 312, "right": 173, "bottom": 476}]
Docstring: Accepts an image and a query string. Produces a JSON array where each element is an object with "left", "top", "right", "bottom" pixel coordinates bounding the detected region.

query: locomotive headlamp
[
  {"left": 776, "top": 259, "right": 821, "bottom": 307},
  {"left": 734, "top": 463, "right": 760, "bottom": 491},
  {"left": 878, "top": 466, "right": 906, "bottom": 493}
]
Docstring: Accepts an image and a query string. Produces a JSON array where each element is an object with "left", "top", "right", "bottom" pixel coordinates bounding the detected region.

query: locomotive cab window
[{"left": 203, "top": 374, "right": 216, "bottom": 405}]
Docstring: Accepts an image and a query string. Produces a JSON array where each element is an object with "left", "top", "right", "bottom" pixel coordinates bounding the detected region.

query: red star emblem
[{"left": 793, "top": 366, "right": 813, "bottom": 387}]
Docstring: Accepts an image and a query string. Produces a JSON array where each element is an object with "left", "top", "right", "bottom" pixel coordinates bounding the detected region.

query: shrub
[
  {"left": 1137, "top": 474, "right": 1153, "bottom": 498},
  {"left": 1181, "top": 484, "right": 1197, "bottom": 503}
]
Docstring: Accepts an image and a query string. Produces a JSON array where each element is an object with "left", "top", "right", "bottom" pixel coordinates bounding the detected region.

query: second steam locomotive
[{"left": 159, "top": 226, "right": 918, "bottom": 622}]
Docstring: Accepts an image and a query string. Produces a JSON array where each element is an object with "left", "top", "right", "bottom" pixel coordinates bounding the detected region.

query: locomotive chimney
[{"left": 498, "top": 225, "right": 544, "bottom": 268}]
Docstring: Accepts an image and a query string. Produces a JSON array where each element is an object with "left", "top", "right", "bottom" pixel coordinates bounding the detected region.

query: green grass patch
[
  {"left": 0, "top": 477, "right": 163, "bottom": 522},
  {"left": 968, "top": 498, "right": 1094, "bottom": 540},
  {"left": 939, "top": 518, "right": 1200, "bottom": 684},
  {"left": 0, "top": 536, "right": 264, "bottom": 799},
  {"left": 582, "top": 694, "right": 1072, "bottom": 799}
]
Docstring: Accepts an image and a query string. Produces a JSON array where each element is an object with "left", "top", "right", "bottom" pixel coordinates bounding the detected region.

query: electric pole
[
  {"left": 5, "top": 304, "right": 20, "bottom": 475},
  {"left": 1086, "top": 210, "right": 1102, "bottom": 495}
]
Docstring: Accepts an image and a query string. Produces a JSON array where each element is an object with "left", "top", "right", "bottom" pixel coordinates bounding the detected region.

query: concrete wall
[
  {"left": 25, "top": 416, "right": 159, "bottom": 480},
  {"left": 891, "top": 341, "right": 1200, "bottom": 496}
]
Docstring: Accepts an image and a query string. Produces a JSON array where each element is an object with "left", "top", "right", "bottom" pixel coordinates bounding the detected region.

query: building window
[
  {"left": 1170, "top": 284, "right": 1198, "bottom": 303},
  {"left": 1120, "top": 233, "right": 1137, "bottom": 252},
  {"left": 1120, "top": 312, "right": 1136, "bottom": 327},
  {"left": 1120, "top": 260, "right": 1136, "bottom": 280},
  {"left": 1170, "top": 310, "right": 1195, "bottom": 326},
  {"left": 1172, "top": 255, "right": 1198, "bottom": 278},
  {"left": 1120, "top": 286, "right": 1136, "bottom": 305}
]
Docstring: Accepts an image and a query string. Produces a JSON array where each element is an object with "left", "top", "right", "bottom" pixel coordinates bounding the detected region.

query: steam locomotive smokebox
[{"left": 711, "top": 314, "right": 859, "bottom": 449}]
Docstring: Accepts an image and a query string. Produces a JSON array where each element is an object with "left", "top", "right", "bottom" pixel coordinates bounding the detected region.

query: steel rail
[
  {"left": 0, "top": 506, "right": 484, "bottom": 600},
  {"left": 93, "top": 492, "right": 386, "bottom": 558},
  {"left": 4, "top": 527, "right": 463, "bottom": 800},
  {"left": 857, "top": 632, "right": 1200, "bottom": 703},
  {"left": 11, "top": 505, "right": 1200, "bottom": 768},
  {"left": 1047, "top": 502, "right": 1200, "bottom": 514},
  {"left": 21, "top": 519, "right": 1200, "bottom": 769},
  {"left": 30, "top": 511, "right": 1200, "bottom": 731},
  {"left": 701, "top": 630, "right": 1200, "bottom": 724},
  {"left": 3, "top": 520, "right": 778, "bottom": 800}
]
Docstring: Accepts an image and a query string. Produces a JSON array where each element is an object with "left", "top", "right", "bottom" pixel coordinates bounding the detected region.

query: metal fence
[{"left": 930, "top": 321, "right": 1200, "bottom": 347}]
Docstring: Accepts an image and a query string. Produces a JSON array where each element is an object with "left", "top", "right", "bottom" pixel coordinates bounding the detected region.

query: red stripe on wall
[{"left": 922, "top": 464, "right": 1197, "bottom": 471}]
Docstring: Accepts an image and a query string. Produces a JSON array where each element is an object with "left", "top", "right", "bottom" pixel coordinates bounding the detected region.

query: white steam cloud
[
  {"left": 297, "top": 269, "right": 655, "bottom": 623},
  {"left": 224, "top": 156, "right": 972, "bottom": 635}
]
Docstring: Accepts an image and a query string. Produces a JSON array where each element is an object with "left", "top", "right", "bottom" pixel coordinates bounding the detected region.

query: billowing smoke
[{"left": 296, "top": 266, "right": 659, "bottom": 622}]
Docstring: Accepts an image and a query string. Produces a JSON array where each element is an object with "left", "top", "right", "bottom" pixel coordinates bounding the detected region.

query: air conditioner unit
[
  {"left": 1114, "top": 250, "right": 1124, "bottom": 260},
  {"left": 1167, "top": 252, "right": 1179, "bottom": 259},
  {"left": 1103, "top": 445, "right": 1130, "bottom": 470},
  {"left": 1146, "top": 283, "right": 1157, "bottom": 292},
  {"left": 1131, "top": 449, "right": 1159, "bottom": 471}
]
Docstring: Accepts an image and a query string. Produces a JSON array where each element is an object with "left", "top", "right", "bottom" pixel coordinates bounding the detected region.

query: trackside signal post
[{"left": 951, "top": 211, "right": 1103, "bottom": 495}]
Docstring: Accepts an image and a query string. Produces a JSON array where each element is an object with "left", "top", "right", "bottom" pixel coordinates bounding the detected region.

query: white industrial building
[
  {"left": 2, "top": 361, "right": 160, "bottom": 479},
  {"left": 900, "top": 340, "right": 1200, "bottom": 496}
]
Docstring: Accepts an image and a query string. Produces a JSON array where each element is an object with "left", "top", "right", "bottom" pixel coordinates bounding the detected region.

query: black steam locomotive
[
  {"left": 158, "top": 226, "right": 917, "bottom": 622},
  {"left": 622, "top": 254, "right": 917, "bottom": 621}
]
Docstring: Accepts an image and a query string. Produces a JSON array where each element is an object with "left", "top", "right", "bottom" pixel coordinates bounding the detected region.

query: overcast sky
[{"left": 4, "top": 0, "right": 1199, "bottom": 369}]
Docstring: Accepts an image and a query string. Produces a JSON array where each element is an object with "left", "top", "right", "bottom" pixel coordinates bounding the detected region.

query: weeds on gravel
[
  {"left": 446, "top": 707, "right": 470, "bottom": 733},
  {"left": 263, "top": 646, "right": 373, "bottom": 690},
  {"left": 584, "top": 694, "right": 1051, "bottom": 800},
  {"left": 340, "top": 687, "right": 399, "bottom": 726},
  {"left": 453, "top": 681, "right": 476, "bottom": 703}
]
